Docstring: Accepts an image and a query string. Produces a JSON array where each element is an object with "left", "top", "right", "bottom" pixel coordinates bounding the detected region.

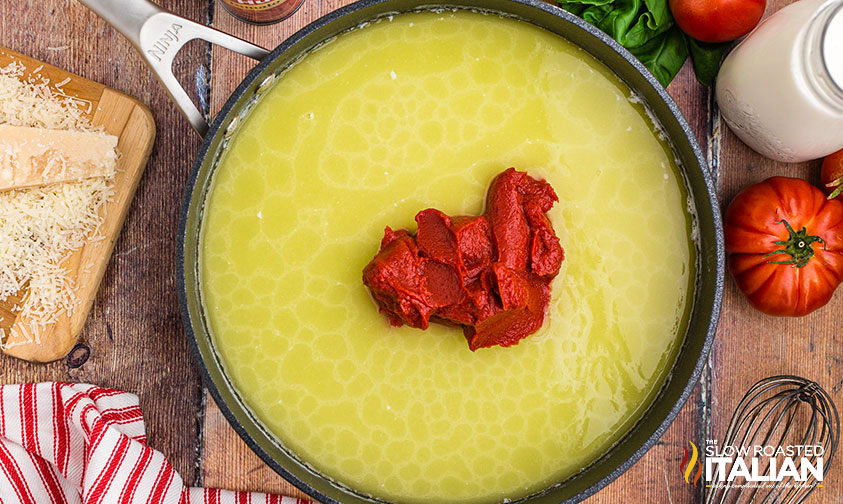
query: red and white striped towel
[{"left": 0, "top": 382, "right": 313, "bottom": 504}]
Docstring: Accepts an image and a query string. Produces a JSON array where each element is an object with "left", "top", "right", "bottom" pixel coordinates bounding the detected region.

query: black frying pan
[{"left": 79, "top": 0, "right": 725, "bottom": 502}]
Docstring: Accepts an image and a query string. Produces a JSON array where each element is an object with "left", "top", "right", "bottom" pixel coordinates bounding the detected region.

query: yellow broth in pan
[{"left": 200, "top": 10, "right": 695, "bottom": 504}]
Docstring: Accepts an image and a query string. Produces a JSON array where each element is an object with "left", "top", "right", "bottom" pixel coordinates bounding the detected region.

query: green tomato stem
[
  {"left": 826, "top": 175, "right": 843, "bottom": 200},
  {"left": 763, "top": 219, "right": 826, "bottom": 268}
]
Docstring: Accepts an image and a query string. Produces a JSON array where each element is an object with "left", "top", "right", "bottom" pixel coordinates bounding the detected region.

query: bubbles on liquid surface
[{"left": 201, "top": 11, "right": 694, "bottom": 504}]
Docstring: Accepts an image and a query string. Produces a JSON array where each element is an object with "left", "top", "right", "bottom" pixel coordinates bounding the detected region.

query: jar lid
[{"left": 824, "top": 4, "right": 843, "bottom": 91}]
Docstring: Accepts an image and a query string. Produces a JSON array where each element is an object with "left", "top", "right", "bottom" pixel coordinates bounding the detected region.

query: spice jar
[
  {"left": 716, "top": 0, "right": 843, "bottom": 162},
  {"left": 220, "top": 0, "right": 304, "bottom": 25}
]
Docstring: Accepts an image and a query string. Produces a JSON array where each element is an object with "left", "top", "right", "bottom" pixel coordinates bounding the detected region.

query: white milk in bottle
[{"left": 716, "top": 0, "right": 843, "bottom": 162}]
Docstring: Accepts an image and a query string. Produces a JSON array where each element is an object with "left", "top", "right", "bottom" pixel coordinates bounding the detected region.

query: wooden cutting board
[{"left": 0, "top": 46, "right": 155, "bottom": 363}]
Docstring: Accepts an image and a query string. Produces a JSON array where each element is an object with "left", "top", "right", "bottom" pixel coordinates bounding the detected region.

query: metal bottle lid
[{"left": 824, "top": 3, "right": 843, "bottom": 92}]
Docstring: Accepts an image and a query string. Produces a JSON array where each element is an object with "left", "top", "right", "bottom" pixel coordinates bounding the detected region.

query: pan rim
[{"left": 177, "top": 0, "right": 725, "bottom": 502}]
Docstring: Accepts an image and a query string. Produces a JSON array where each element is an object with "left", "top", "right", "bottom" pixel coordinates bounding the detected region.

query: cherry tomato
[
  {"left": 821, "top": 149, "right": 843, "bottom": 200},
  {"left": 669, "top": 0, "right": 766, "bottom": 43},
  {"left": 725, "top": 177, "right": 843, "bottom": 317}
]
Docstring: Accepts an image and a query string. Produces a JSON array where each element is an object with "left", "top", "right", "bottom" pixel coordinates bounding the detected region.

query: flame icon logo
[{"left": 679, "top": 441, "right": 703, "bottom": 486}]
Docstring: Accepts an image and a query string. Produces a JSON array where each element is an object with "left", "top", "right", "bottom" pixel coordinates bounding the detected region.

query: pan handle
[{"left": 78, "top": 0, "right": 270, "bottom": 136}]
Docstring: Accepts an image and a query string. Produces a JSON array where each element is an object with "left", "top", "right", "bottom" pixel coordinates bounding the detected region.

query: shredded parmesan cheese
[
  {"left": 0, "top": 61, "right": 115, "bottom": 347},
  {"left": 0, "top": 178, "right": 113, "bottom": 323},
  {"left": 0, "top": 61, "right": 93, "bottom": 132}
]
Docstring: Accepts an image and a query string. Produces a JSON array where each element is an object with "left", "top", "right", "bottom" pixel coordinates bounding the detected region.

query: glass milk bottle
[{"left": 716, "top": 0, "right": 843, "bottom": 162}]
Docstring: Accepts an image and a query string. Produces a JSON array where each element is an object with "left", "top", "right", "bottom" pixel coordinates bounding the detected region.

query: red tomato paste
[{"left": 362, "top": 168, "right": 565, "bottom": 350}]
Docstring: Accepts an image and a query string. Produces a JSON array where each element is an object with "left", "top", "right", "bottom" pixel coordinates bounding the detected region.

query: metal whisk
[{"left": 704, "top": 376, "right": 839, "bottom": 504}]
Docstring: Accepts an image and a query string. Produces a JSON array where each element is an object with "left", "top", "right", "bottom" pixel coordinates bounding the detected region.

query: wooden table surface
[{"left": 1, "top": 1, "right": 841, "bottom": 502}]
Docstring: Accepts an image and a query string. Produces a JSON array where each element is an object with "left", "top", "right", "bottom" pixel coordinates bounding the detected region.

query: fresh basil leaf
[
  {"left": 624, "top": 10, "right": 673, "bottom": 48},
  {"left": 687, "top": 37, "right": 731, "bottom": 86},
  {"left": 600, "top": 0, "right": 643, "bottom": 46},
  {"left": 642, "top": 0, "right": 671, "bottom": 27},
  {"left": 557, "top": 0, "right": 616, "bottom": 6},
  {"left": 560, "top": 3, "right": 629, "bottom": 40},
  {"left": 556, "top": 0, "right": 693, "bottom": 87},
  {"left": 628, "top": 25, "right": 688, "bottom": 87},
  {"left": 572, "top": 4, "right": 613, "bottom": 27}
]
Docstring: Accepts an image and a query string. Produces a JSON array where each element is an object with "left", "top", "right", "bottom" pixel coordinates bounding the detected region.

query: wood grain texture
[
  {"left": 0, "top": 48, "right": 156, "bottom": 363},
  {"left": 705, "top": 0, "right": 843, "bottom": 501},
  {"left": 710, "top": 7, "right": 843, "bottom": 503},
  {"left": 0, "top": 0, "right": 210, "bottom": 484},
  {"left": 711, "top": 151, "right": 843, "bottom": 503}
]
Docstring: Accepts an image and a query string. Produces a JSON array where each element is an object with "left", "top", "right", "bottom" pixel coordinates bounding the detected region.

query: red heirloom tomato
[
  {"left": 669, "top": 0, "right": 766, "bottom": 43},
  {"left": 724, "top": 177, "right": 843, "bottom": 316},
  {"left": 821, "top": 149, "right": 843, "bottom": 200}
]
